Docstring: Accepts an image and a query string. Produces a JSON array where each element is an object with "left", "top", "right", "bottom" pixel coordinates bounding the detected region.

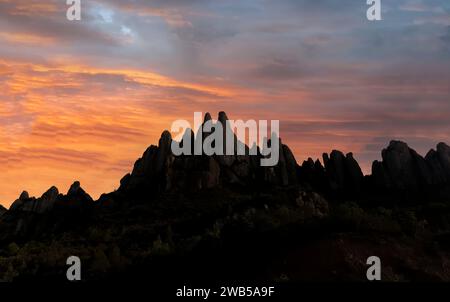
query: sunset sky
[{"left": 1, "top": 0, "right": 450, "bottom": 207}]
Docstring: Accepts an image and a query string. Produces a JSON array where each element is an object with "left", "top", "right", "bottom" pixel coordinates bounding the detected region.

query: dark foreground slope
[{"left": 1, "top": 112, "right": 450, "bottom": 282}]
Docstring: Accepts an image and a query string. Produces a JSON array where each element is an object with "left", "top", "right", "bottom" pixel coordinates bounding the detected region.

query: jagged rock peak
[
  {"left": 68, "top": 181, "right": 81, "bottom": 195},
  {"left": 161, "top": 130, "right": 172, "bottom": 139},
  {"left": 382, "top": 140, "right": 418, "bottom": 163},
  {"left": 322, "top": 153, "right": 330, "bottom": 166},
  {"left": 437, "top": 142, "right": 450, "bottom": 152},
  {"left": 204, "top": 112, "right": 212, "bottom": 122},
  {"left": 319, "top": 149, "right": 364, "bottom": 193},
  {"left": 9, "top": 191, "right": 33, "bottom": 212},
  {"left": 330, "top": 150, "right": 345, "bottom": 160},
  {"left": 373, "top": 140, "right": 439, "bottom": 189},
  {"left": 65, "top": 181, "right": 94, "bottom": 205},
  {"left": 437, "top": 142, "right": 450, "bottom": 165},
  {"left": 315, "top": 159, "right": 324, "bottom": 169},
  {"left": 9, "top": 186, "right": 60, "bottom": 214},
  {"left": 19, "top": 191, "right": 30, "bottom": 200},
  {"left": 41, "top": 186, "right": 59, "bottom": 200},
  {"left": 385, "top": 140, "right": 410, "bottom": 153},
  {"left": 218, "top": 111, "right": 229, "bottom": 124},
  {"left": 159, "top": 130, "right": 172, "bottom": 147}
]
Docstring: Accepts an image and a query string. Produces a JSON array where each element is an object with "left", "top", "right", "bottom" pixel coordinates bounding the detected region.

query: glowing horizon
[{"left": 1, "top": 0, "right": 450, "bottom": 207}]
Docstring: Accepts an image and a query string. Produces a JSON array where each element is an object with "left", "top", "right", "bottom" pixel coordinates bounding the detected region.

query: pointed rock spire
[
  {"left": 19, "top": 191, "right": 30, "bottom": 200},
  {"left": 437, "top": 142, "right": 450, "bottom": 175},
  {"left": 63, "top": 181, "right": 93, "bottom": 207},
  {"left": 68, "top": 181, "right": 82, "bottom": 195},
  {"left": 159, "top": 130, "right": 172, "bottom": 149},
  {"left": 0, "top": 204, "right": 6, "bottom": 216},
  {"left": 218, "top": 111, "right": 228, "bottom": 125},
  {"left": 42, "top": 186, "right": 59, "bottom": 200},
  {"left": 204, "top": 112, "right": 212, "bottom": 123}
]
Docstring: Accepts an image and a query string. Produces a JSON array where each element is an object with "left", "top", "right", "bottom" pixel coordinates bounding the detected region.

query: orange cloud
[
  {"left": 0, "top": 0, "right": 60, "bottom": 17},
  {"left": 0, "top": 58, "right": 245, "bottom": 207},
  {"left": 0, "top": 32, "right": 56, "bottom": 45}
]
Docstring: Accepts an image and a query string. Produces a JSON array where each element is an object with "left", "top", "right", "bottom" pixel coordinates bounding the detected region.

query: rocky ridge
[
  {"left": 1, "top": 112, "right": 450, "bottom": 282},
  {"left": 4, "top": 112, "right": 450, "bottom": 216}
]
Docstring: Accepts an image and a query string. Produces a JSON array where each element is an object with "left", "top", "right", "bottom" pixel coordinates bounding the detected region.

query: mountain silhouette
[{"left": 1, "top": 112, "right": 450, "bottom": 282}]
